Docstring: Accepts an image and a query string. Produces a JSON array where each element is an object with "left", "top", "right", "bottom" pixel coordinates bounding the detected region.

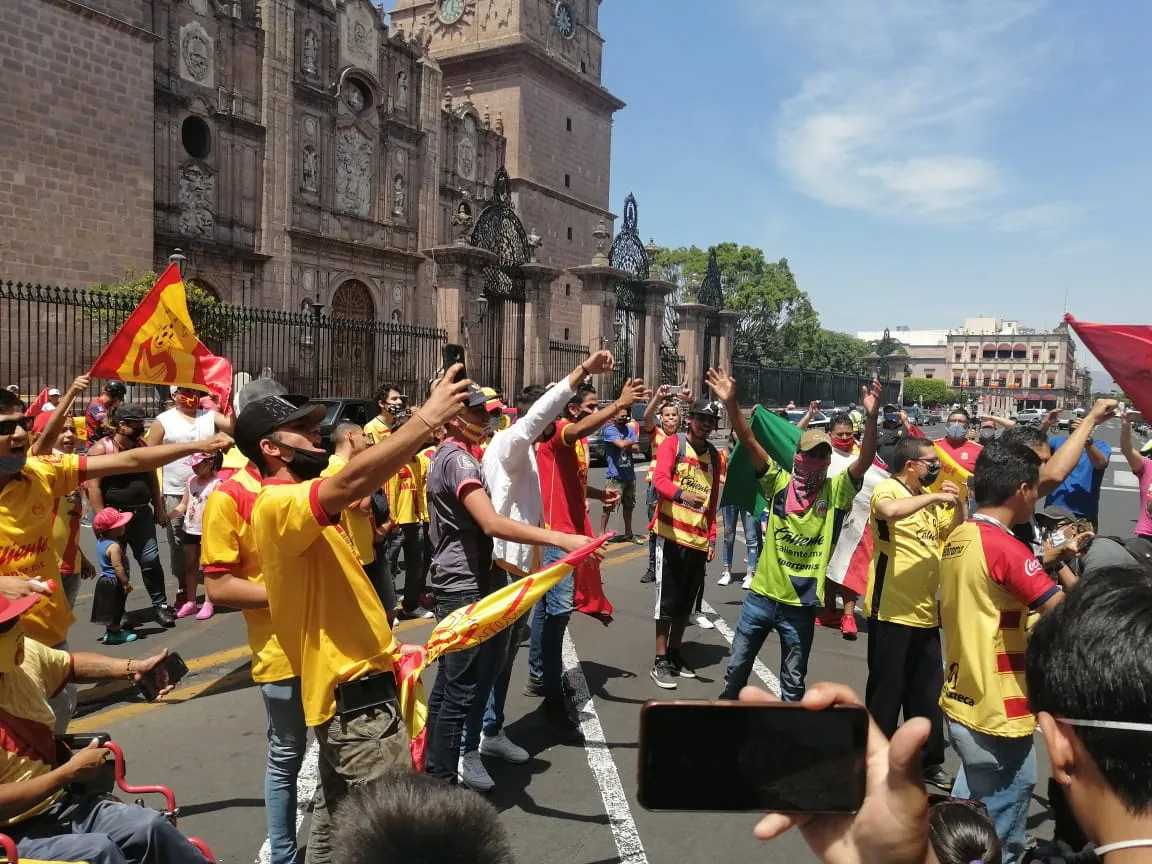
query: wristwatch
[{"left": 1086, "top": 437, "right": 1096, "bottom": 446}]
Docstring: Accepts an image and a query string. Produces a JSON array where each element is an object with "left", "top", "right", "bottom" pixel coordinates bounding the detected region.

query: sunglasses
[{"left": 0, "top": 417, "right": 33, "bottom": 435}]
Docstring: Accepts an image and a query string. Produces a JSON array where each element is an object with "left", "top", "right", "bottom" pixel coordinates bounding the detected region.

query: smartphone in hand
[
  {"left": 136, "top": 652, "right": 189, "bottom": 701},
  {"left": 638, "top": 700, "right": 868, "bottom": 813}
]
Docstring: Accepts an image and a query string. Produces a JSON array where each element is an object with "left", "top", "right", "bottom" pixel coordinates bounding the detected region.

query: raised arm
[
  {"left": 316, "top": 367, "right": 470, "bottom": 516},
  {"left": 797, "top": 400, "right": 820, "bottom": 431},
  {"left": 642, "top": 384, "right": 669, "bottom": 434},
  {"left": 30, "top": 375, "right": 89, "bottom": 455},
  {"left": 504, "top": 351, "right": 612, "bottom": 456},
  {"left": 1039, "top": 408, "right": 1061, "bottom": 434},
  {"left": 1121, "top": 413, "right": 1145, "bottom": 474},
  {"left": 82, "top": 434, "right": 233, "bottom": 480},
  {"left": 874, "top": 491, "right": 955, "bottom": 522},
  {"left": 561, "top": 377, "right": 649, "bottom": 445},
  {"left": 1038, "top": 399, "right": 1117, "bottom": 496},
  {"left": 707, "top": 367, "right": 767, "bottom": 474},
  {"left": 850, "top": 380, "right": 883, "bottom": 481},
  {"left": 461, "top": 486, "right": 591, "bottom": 553}
]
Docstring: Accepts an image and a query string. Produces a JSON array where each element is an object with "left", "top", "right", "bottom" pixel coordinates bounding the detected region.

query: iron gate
[
  {"left": 469, "top": 167, "right": 528, "bottom": 396},
  {"left": 697, "top": 248, "right": 724, "bottom": 386},
  {"left": 608, "top": 194, "right": 650, "bottom": 395}
]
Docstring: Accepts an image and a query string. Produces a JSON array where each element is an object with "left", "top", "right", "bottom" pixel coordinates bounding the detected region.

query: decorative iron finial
[
  {"left": 483, "top": 104, "right": 491, "bottom": 129},
  {"left": 463, "top": 80, "right": 474, "bottom": 108},
  {"left": 527, "top": 228, "right": 543, "bottom": 263},
  {"left": 592, "top": 219, "right": 610, "bottom": 265},
  {"left": 495, "top": 112, "right": 504, "bottom": 135},
  {"left": 443, "top": 86, "right": 453, "bottom": 110},
  {"left": 645, "top": 237, "right": 659, "bottom": 259}
]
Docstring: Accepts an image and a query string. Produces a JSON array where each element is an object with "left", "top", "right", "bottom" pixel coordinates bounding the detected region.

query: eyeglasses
[
  {"left": 0, "top": 417, "right": 33, "bottom": 435},
  {"left": 914, "top": 458, "right": 941, "bottom": 468}
]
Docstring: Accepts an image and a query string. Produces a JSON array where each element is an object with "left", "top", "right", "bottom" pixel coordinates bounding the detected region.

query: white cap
[{"left": 47, "top": 388, "right": 60, "bottom": 396}]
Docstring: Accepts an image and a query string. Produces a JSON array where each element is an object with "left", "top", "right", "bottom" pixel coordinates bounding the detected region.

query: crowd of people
[{"left": 2, "top": 353, "right": 1151, "bottom": 864}]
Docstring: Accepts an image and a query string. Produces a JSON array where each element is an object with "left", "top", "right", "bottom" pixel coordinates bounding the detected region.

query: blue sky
[{"left": 600, "top": 0, "right": 1151, "bottom": 343}]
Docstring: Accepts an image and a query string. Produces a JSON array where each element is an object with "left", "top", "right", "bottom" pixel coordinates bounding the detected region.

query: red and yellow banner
[
  {"left": 396, "top": 535, "right": 610, "bottom": 770},
  {"left": 89, "top": 263, "right": 232, "bottom": 405},
  {"left": 927, "top": 442, "right": 972, "bottom": 495}
]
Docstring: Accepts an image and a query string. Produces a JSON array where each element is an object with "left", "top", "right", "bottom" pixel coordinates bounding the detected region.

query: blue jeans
[
  {"left": 646, "top": 484, "right": 658, "bottom": 572},
  {"left": 721, "top": 505, "right": 762, "bottom": 571},
  {"left": 261, "top": 678, "right": 308, "bottom": 864},
  {"left": 461, "top": 571, "right": 513, "bottom": 752},
  {"left": 527, "top": 546, "right": 574, "bottom": 701},
  {"left": 122, "top": 508, "right": 168, "bottom": 608},
  {"left": 483, "top": 613, "right": 530, "bottom": 736},
  {"left": 721, "top": 591, "right": 816, "bottom": 702},
  {"left": 949, "top": 719, "right": 1036, "bottom": 864}
]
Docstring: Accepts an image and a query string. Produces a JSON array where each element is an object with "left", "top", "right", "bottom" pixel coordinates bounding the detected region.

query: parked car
[
  {"left": 924, "top": 408, "right": 943, "bottom": 425},
  {"left": 587, "top": 402, "right": 654, "bottom": 467},
  {"left": 903, "top": 405, "right": 922, "bottom": 425},
  {"left": 308, "top": 398, "right": 377, "bottom": 452},
  {"left": 1015, "top": 408, "right": 1046, "bottom": 425},
  {"left": 786, "top": 409, "right": 830, "bottom": 430}
]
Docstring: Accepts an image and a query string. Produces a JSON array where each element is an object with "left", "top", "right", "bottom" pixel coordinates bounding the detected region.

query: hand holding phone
[{"left": 134, "top": 651, "right": 189, "bottom": 701}]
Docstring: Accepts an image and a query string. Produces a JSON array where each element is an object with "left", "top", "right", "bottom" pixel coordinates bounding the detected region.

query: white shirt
[
  {"left": 156, "top": 409, "right": 216, "bottom": 494},
  {"left": 482, "top": 380, "right": 577, "bottom": 576},
  {"left": 183, "top": 474, "right": 220, "bottom": 535}
]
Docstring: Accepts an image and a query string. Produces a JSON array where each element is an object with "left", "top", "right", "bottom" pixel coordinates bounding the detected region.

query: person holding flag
[
  {"left": 709, "top": 368, "right": 882, "bottom": 702},
  {"left": 237, "top": 368, "right": 469, "bottom": 864}
]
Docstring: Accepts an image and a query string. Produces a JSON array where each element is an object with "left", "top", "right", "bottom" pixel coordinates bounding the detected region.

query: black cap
[
  {"left": 113, "top": 403, "right": 147, "bottom": 421},
  {"left": 688, "top": 399, "right": 719, "bottom": 418},
  {"left": 234, "top": 395, "right": 327, "bottom": 464},
  {"left": 883, "top": 403, "right": 900, "bottom": 412},
  {"left": 464, "top": 385, "right": 490, "bottom": 409},
  {"left": 1035, "top": 505, "right": 1077, "bottom": 527},
  {"left": 104, "top": 381, "right": 127, "bottom": 398}
]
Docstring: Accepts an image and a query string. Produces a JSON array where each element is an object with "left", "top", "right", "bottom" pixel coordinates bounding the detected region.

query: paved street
[{"left": 63, "top": 420, "right": 1145, "bottom": 864}]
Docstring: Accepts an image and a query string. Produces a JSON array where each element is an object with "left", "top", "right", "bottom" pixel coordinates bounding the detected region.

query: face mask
[
  {"left": 279, "top": 444, "right": 328, "bottom": 481},
  {"left": 979, "top": 428, "right": 996, "bottom": 442},
  {"left": 1048, "top": 530, "right": 1067, "bottom": 546},
  {"left": 0, "top": 455, "right": 27, "bottom": 476},
  {"left": 832, "top": 437, "right": 855, "bottom": 454},
  {"left": 945, "top": 424, "right": 967, "bottom": 440},
  {"left": 0, "top": 625, "right": 26, "bottom": 674},
  {"left": 454, "top": 418, "right": 488, "bottom": 445},
  {"left": 922, "top": 464, "right": 942, "bottom": 486},
  {"left": 793, "top": 452, "right": 831, "bottom": 490},
  {"left": 176, "top": 394, "right": 200, "bottom": 409},
  {"left": 883, "top": 413, "right": 900, "bottom": 426}
]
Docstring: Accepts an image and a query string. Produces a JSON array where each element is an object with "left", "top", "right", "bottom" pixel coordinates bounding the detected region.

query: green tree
[
  {"left": 808, "top": 330, "right": 873, "bottom": 374},
  {"left": 902, "top": 377, "right": 957, "bottom": 406}
]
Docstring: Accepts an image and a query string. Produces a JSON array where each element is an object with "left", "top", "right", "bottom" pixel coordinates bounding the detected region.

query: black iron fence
[
  {"left": 0, "top": 278, "right": 447, "bottom": 405},
  {"left": 548, "top": 340, "right": 588, "bottom": 386},
  {"left": 660, "top": 346, "right": 686, "bottom": 386},
  {"left": 732, "top": 361, "right": 901, "bottom": 408}
]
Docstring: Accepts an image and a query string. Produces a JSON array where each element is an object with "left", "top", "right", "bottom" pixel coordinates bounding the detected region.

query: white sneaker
[
  {"left": 479, "top": 731, "right": 529, "bottom": 764},
  {"left": 741, "top": 574, "right": 753, "bottom": 590},
  {"left": 717, "top": 570, "right": 732, "bottom": 586},
  {"left": 694, "top": 613, "right": 715, "bottom": 630},
  {"left": 457, "top": 750, "right": 495, "bottom": 791}
]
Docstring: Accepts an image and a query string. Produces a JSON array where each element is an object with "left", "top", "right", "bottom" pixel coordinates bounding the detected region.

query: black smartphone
[
  {"left": 136, "top": 652, "right": 189, "bottom": 701},
  {"left": 443, "top": 343, "right": 466, "bottom": 379},
  {"left": 638, "top": 701, "right": 869, "bottom": 813}
]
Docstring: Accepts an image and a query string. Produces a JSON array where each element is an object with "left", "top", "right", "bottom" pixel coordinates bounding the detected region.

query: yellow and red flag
[
  {"left": 89, "top": 264, "right": 232, "bottom": 404},
  {"left": 927, "top": 442, "right": 972, "bottom": 494},
  {"left": 396, "top": 534, "right": 611, "bottom": 770},
  {"left": 23, "top": 388, "right": 49, "bottom": 417}
]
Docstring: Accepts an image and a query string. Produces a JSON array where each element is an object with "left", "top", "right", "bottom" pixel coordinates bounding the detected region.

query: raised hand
[
  {"left": 860, "top": 379, "right": 883, "bottom": 418},
  {"left": 706, "top": 368, "right": 736, "bottom": 404},
  {"left": 69, "top": 375, "right": 90, "bottom": 396},
  {"left": 421, "top": 363, "right": 472, "bottom": 426},
  {"left": 617, "top": 377, "right": 650, "bottom": 409},
  {"left": 1088, "top": 398, "right": 1119, "bottom": 424},
  {"left": 583, "top": 350, "right": 614, "bottom": 376}
]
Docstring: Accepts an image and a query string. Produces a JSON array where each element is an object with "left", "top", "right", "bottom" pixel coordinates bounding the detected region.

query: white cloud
[
  {"left": 768, "top": 0, "right": 1053, "bottom": 226},
  {"left": 994, "top": 203, "right": 1075, "bottom": 235}
]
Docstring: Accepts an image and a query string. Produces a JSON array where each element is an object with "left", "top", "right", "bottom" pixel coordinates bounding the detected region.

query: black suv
[{"left": 308, "top": 398, "right": 377, "bottom": 452}]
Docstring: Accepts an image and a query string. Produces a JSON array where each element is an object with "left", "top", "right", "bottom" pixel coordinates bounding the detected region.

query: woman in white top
[{"left": 146, "top": 385, "right": 232, "bottom": 609}]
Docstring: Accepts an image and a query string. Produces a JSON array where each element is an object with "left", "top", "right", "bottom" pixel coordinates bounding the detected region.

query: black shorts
[
  {"left": 653, "top": 536, "right": 707, "bottom": 620},
  {"left": 181, "top": 530, "right": 202, "bottom": 546}
]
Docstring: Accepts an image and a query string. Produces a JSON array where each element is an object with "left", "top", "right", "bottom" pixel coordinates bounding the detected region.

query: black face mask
[
  {"left": 280, "top": 444, "right": 328, "bottom": 481},
  {"left": 922, "top": 465, "right": 942, "bottom": 486}
]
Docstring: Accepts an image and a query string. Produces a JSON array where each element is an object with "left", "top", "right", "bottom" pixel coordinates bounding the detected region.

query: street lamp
[
  {"left": 168, "top": 248, "right": 187, "bottom": 278},
  {"left": 307, "top": 300, "right": 323, "bottom": 395}
]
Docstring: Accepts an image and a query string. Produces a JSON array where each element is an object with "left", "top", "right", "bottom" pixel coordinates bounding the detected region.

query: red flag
[
  {"left": 1065, "top": 314, "right": 1152, "bottom": 419},
  {"left": 23, "top": 388, "right": 48, "bottom": 417},
  {"left": 89, "top": 264, "right": 233, "bottom": 400}
]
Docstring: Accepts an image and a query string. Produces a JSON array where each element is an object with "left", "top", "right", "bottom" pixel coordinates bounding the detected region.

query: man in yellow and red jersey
[
  {"left": 940, "top": 440, "right": 1064, "bottom": 862},
  {"left": 649, "top": 400, "right": 721, "bottom": 689},
  {"left": 363, "top": 383, "right": 404, "bottom": 444},
  {"left": 383, "top": 416, "right": 433, "bottom": 620},
  {"left": 640, "top": 386, "right": 690, "bottom": 584}
]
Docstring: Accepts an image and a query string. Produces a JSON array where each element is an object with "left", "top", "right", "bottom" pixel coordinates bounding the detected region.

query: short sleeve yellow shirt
[{"left": 252, "top": 478, "right": 397, "bottom": 727}]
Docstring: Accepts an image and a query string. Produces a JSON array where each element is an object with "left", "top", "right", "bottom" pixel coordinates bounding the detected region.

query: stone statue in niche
[
  {"left": 301, "top": 146, "right": 318, "bottom": 192},
  {"left": 302, "top": 30, "right": 318, "bottom": 74},
  {"left": 457, "top": 115, "right": 477, "bottom": 180},
  {"left": 392, "top": 174, "right": 406, "bottom": 218},
  {"left": 396, "top": 71, "right": 409, "bottom": 108},
  {"left": 179, "top": 163, "right": 215, "bottom": 237},
  {"left": 335, "top": 129, "right": 372, "bottom": 217},
  {"left": 353, "top": 22, "right": 369, "bottom": 53}
]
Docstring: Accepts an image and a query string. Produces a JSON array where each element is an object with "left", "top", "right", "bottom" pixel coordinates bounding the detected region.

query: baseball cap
[
  {"left": 798, "top": 428, "right": 834, "bottom": 452},
  {"left": 188, "top": 452, "right": 215, "bottom": 468},
  {"left": 1035, "top": 505, "right": 1076, "bottom": 527},
  {"left": 236, "top": 378, "right": 287, "bottom": 414},
  {"left": 113, "top": 404, "right": 147, "bottom": 422},
  {"left": 481, "top": 387, "right": 504, "bottom": 414},
  {"left": 464, "top": 385, "right": 490, "bottom": 409},
  {"left": 688, "top": 399, "right": 719, "bottom": 419},
  {"left": 234, "top": 395, "right": 327, "bottom": 464},
  {"left": 93, "top": 506, "right": 134, "bottom": 532},
  {"left": 5, "top": 385, "right": 19, "bottom": 395},
  {"left": 0, "top": 591, "right": 41, "bottom": 626},
  {"left": 47, "top": 388, "right": 60, "bottom": 397}
]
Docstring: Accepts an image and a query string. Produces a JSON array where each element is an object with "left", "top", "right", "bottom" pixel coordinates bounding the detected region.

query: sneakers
[
  {"left": 840, "top": 614, "right": 859, "bottom": 641},
  {"left": 174, "top": 600, "right": 199, "bottom": 619},
  {"left": 541, "top": 698, "right": 582, "bottom": 737},
  {"left": 399, "top": 608, "right": 435, "bottom": 620},
  {"left": 632, "top": 534, "right": 648, "bottom": 546},
  {"left": 196, "top": 600, "right": 215, "bottom": 620},
  {"left": 640, "top": 568, "right": 656, "bottom": 584},
  {"left": 650, "top": 657, "right": 677, "bottom": 690},
  {"left": 100, "top": 630, "right": 138, "bottom": 645},
  {"left": 480, "top": 732, "right": 529, "bottom": 764},
  {"left": 741, "top": 574, "right": 753, "bottom": 590},
  {"left": 717, "top": 570, "right": 732, "bottom": 586},
  {"left": 924, "top": 766, "right": 955, "bottom": 792},
  {"left": 667, "top": 650, "right": 697, "bottom": 679},
  {"left": 154, "top": 605, "right": 176, "bottom": 628},
  {"left": 457, "top": 750, "right": 495, "bottom": 792},
  {"left": 693, "top": 613, "right": 714, "bottom": 630}
]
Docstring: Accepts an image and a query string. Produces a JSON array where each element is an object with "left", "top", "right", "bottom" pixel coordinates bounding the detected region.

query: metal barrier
[
  {"left": 548, "top": 340, "right": 588, "bottom": 386},
  {"left": 0, "top": 278, "right": 447, "bottom": 404}
]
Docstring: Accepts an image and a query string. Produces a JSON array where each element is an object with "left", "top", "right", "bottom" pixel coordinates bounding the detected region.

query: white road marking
[
  {"left": 1102, "top": 486, "right": 1139, "bottom": 494},
  {"left": 1109, "top": 472, "right": 1140, "bottom": 488},
  {"left": 563, "top": 631, "right": 649, "bottom": 864},
  {"left": 255, "top": 738, "right": 319, "bottom": 864},
  {"left": 700, "top": 600, "right": 781, "bottom": 698}
]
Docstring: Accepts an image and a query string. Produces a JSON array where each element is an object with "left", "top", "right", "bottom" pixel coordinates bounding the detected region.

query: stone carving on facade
[
  {"left": 340, "top": 2, "right": 378, "bottom": 71},
  {"left": 179, "top": 163, "right": 215, "bottom": 237},
  {"left": 396, "top": 71, "right": 409, "bottom": 109},
  {"left": 302, "top": 29, "right": 319, "bottom": 75},
  {"left": 301, "top": 146, "right": 318, "bottom": 192},
  {"left": 457, "top": 115, "right": 477, "bottom": 180},
  {"left": 483, "top": 0, "right": 513, "bottom": 30},
  {"left": 353, "top": 22, "right": 368, "bottom": 53},
  {"left": 303, "top": 116, "right": 317, "bottom": 137},
  {"left": 392, "top": 174, "right": 406, "bottom": 219},
  {"left": 179, "top": 22, "right": 214, "bottom": 88},
  {"left": 335, "top": 128, "right": 372, "bottom": 217}
]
